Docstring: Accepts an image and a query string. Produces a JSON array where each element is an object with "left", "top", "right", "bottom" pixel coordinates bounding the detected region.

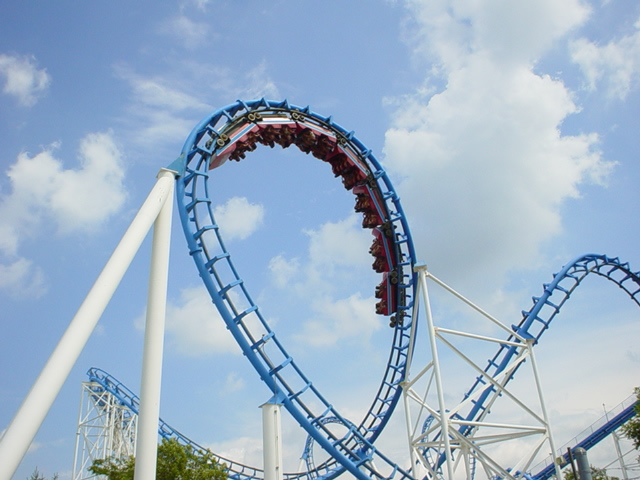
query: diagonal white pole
[
  {"left": 134, "top": 169, "right": 174, "bottom": 480},
  {"left": 416, "top": 263, "right": 456, "bottom": 480},
  {"left": 0, "top": 169, "right": 176, "bottom": 480}
]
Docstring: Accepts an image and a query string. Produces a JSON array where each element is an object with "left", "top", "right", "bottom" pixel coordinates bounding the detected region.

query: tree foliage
[
  {"left": 621, "top": 387, "right": 640, "bottom": 450},
  {"left": 89, "top": 438, "right": 227, "bottom": 480},
  {"left": 27, "top": 469, "right": 58, "bottom": 480},
  {"left": 563, "top": 466, "right": 619, "bottom": 480}
]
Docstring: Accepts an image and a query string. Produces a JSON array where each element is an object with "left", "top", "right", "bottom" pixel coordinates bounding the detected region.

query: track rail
[
  {"left": 83, "top": 98, "right": 639, "bottom": 480},
  {"left": 424, "top": 253, "right": 640, "bottom": 475},
  {"left": 86, "top": 368, "right": 271, "bottom": 480},
  {"left": 533, "top": 394, "right": 639, "bottom": 480},
  {"left": 173, "top": 99, "right": 418, "bottom": 480},
  {"left": 84, "top": 251, "right": 639, "bottom": 480}
]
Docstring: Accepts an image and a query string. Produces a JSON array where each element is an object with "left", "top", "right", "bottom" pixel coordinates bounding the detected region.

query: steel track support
[
  {"left": 261, "top": 399, "right": 284, "bottom": 480},
  {"left": 418, "top": 263, "right": 456, "bottom": 480},
  {"left": 0, "top": 169, "right": 176, "bottom": 480},
  {"left": 72, "top": 381, "right": 138, "bottom": 480},
  {"left": 134, "top": 168, "right": 175, "bottom": 480},
  {"left": 402, "top": 263, "right": 561, "bottom": 480},
  {"left": 527, "top": 339, "right": 562, "bottom": 480}
]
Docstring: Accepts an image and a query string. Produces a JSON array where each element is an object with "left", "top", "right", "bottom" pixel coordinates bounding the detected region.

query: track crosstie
[
  {"left": 173, "top": 99, "right": 418, "bottom": 480},
  {"left": 88, "top": 101, "right": 640, "bottom": 480}
]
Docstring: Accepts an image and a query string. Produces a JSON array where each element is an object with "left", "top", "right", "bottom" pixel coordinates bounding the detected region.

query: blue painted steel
[
  {"left": 85, "top": 251, "right": 639, "bottom": 479},
  {"left": 174, "top": 99, "right": 418, "bottom": 480},
  {"left": 533, "top": 400, "right": 638, "bottom": 480},
  {"left": 114, "top": 99, "right": 640, "bottom": 479},
  {"left": 425, "top": 253, "right": 640, "bottom": 474},
  {"left": 86, "top": 368, "right": 268, "bottom": 480}
]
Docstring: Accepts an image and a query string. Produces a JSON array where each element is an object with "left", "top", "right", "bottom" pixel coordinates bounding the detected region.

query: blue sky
[{"left": 1, "top": 0, "right": 639, "bottom": 478}]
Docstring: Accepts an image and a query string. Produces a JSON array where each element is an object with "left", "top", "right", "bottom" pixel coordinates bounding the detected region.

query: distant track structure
[
  {"left": 77, "top": 100, "right": 640, "bottom": 480},
  {"left": 1, "top": 99, "right": 637, "bottom": 480}
]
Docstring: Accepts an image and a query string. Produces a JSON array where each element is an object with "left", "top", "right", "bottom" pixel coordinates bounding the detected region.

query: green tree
[
  {"left": 563, "top": 465, "right": 619, "bottom": 480},
  {"left": 621, "top": 387, "right": 640, "bottom": 450},
  {"left": 89, "top": 438, "right": 227, "bottom": 480},
  {"left": 27, "top": 468, "right": 58, "bottom": 480}
]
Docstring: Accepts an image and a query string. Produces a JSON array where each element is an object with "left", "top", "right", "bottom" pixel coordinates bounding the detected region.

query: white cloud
[
  {"left": 206, "top": 436, "right": 263, "bottom": 469},
  {"left": 383, "top": 1, "right": 615, "bottom": 302},
  {"left": 222, "top": 372, "right": 245, "bottom": 394},
  {"left": 114, "top": 65, "right": 211, "bottom": 149},
  {"left": 294, "top": 293, "right": 381, "bottom": 347},
  {"left": 242, "top": 60, "right": 281, "bottom": 101},
  {"left": 0, "top": 53, "right": 51, "bottom": 106},
  {"left": 268, "top": 254, "right": 300, "bottom": 289},
  {"left": 268, "top": 215, "right": 382, "bottom": 347},
  {"left": 116, "top": 66, "right": 208, "bottom": 112},
  {"left": 402, "top": 0, "right": 589, "bottom": 70},
  {"left": 570, "top": 17, "right": 640, "bottom": 99},
  {"left": 0, "top": 132, "right": 126, "bottom": 296},
  {"left": 1, "top": 133, "right": 127, "bottom": 238},
  {"left": 214, "top": 196, "right": 265, "bottom": 241},
  {"left": 164, "top": 285, "right": 240, "bottom": 356},
  {"left": 159, "top": 15, "right": 211, "bottom": 49},
  {"left": 269, "top": 215, "right": 374, "bottom": 295},
  {"left": 115, "top": 60, "right": 280, "bottom": 150},
  {"left": 305, "top": 215, "right": 372, "bottom": 269},
  {"left": 0, "top": 257, "right": 46, "bottom": 299}
]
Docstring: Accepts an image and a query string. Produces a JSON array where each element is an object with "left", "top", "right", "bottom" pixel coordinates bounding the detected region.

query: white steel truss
[
  {"left": 0, "top": 169, "right": 175, "bottom": 480},
  {"left": 72, "top": 382, "right": 138, "bottom": 480},
  {"left": 402, "top": 264, "right": 563, "bottom": 480}
]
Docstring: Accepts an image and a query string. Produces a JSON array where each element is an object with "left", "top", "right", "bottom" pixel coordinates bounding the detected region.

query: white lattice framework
[
  {"left": 402, "top": 264, "right": 563, "bottom": 480},
  {"left": 72, "top": 381, "right": 138, "bottom": 480}
]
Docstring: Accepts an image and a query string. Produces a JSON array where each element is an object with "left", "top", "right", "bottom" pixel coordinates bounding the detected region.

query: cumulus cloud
[
  {"left": 268, "top": 254, "right": 300, "bottom": 289},
  {"left": 163, "top": 285, "right": 240, "bottom": 356},
  {"left": 383, "top": 0, "right": 614, "bottom": 302},
  {"left": 0, "top": 132, "right": 127, "bottom": 295},
  {"left": 0, "top": 53, "right": 51, "bottom": 106},
  {"left": 1, "top": 133, "right": 127, "bottom": 239},
  {"left": 570, "top": 17, "right": 640, "bottom": 100},
  {"left": 214, "top": 196, "right": 265, "bottom": 241},
  {"left": 206, "top": 436, "right": 263, "bottom": 469},
  {"left": 268, "top": 215, "right": 382, "bottom": 346},
  {"left": 269, "top": 215, "right": 373, "bottom": 295},
  {"left": 294, "top": 293, "right": 380, "bottom": 347},
  {"left": 0, "top": 257, "right": 46, "bottom": 299}
]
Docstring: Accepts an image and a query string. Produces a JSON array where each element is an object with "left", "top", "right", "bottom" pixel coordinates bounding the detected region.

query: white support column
[
  {"left": 416, "top": 264, "right": 455, "bottom": 480},
  {"left": 0, "top": 170, "right": 176, "bottom": 480},
  {"left": 262, "top": 401, "right": 283, "bottom": 480},
  {"left": 134, "top": 169, "right": 175, "bottom": 480},
  {"left": 611, "top": 431, "right": 629, "bottom": 480},
  {"left": 402, "top": 263, "right": 429, "bottom": 478},
  {"left": 527, "top": 339, "right": 562, "bottom": 480}
]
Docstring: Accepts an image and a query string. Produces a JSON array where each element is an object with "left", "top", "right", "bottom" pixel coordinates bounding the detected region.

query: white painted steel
[
  {"left": 72, "top": 381, "right": 138, "bottom": 480},
  {"left": 527, "top": 340, "right": 563, "bottom": 480},
  {"left": 262, "top": 401, "right": 283, "bottom": 480},
  {"left": 611, "top": 431, "right": 629, "bottom": 480},
  {"left": 417, "top": 264, "right": 456, "bottom": 480},
  {"left": 134, "top": 169, "right": 175, "bottom": 480},
  {"left": 402, "top": 263, "right": 562, "bottom": 480},
  {"left": 0, "top": 171, "right": 175, "bottom": 480}
]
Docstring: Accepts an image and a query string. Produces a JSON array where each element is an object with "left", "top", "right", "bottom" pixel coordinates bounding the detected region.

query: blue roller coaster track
[
  {"left": 84, "top": 100, "right": 640, "bottom": 480},
  {"left": 172, "top": 99, "right": 418, "bottom": 480}
]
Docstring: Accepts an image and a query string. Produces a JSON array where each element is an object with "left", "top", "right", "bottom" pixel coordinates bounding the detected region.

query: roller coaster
[{"left": 1, "top": 99, "right": 638, "bottom": 480}]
